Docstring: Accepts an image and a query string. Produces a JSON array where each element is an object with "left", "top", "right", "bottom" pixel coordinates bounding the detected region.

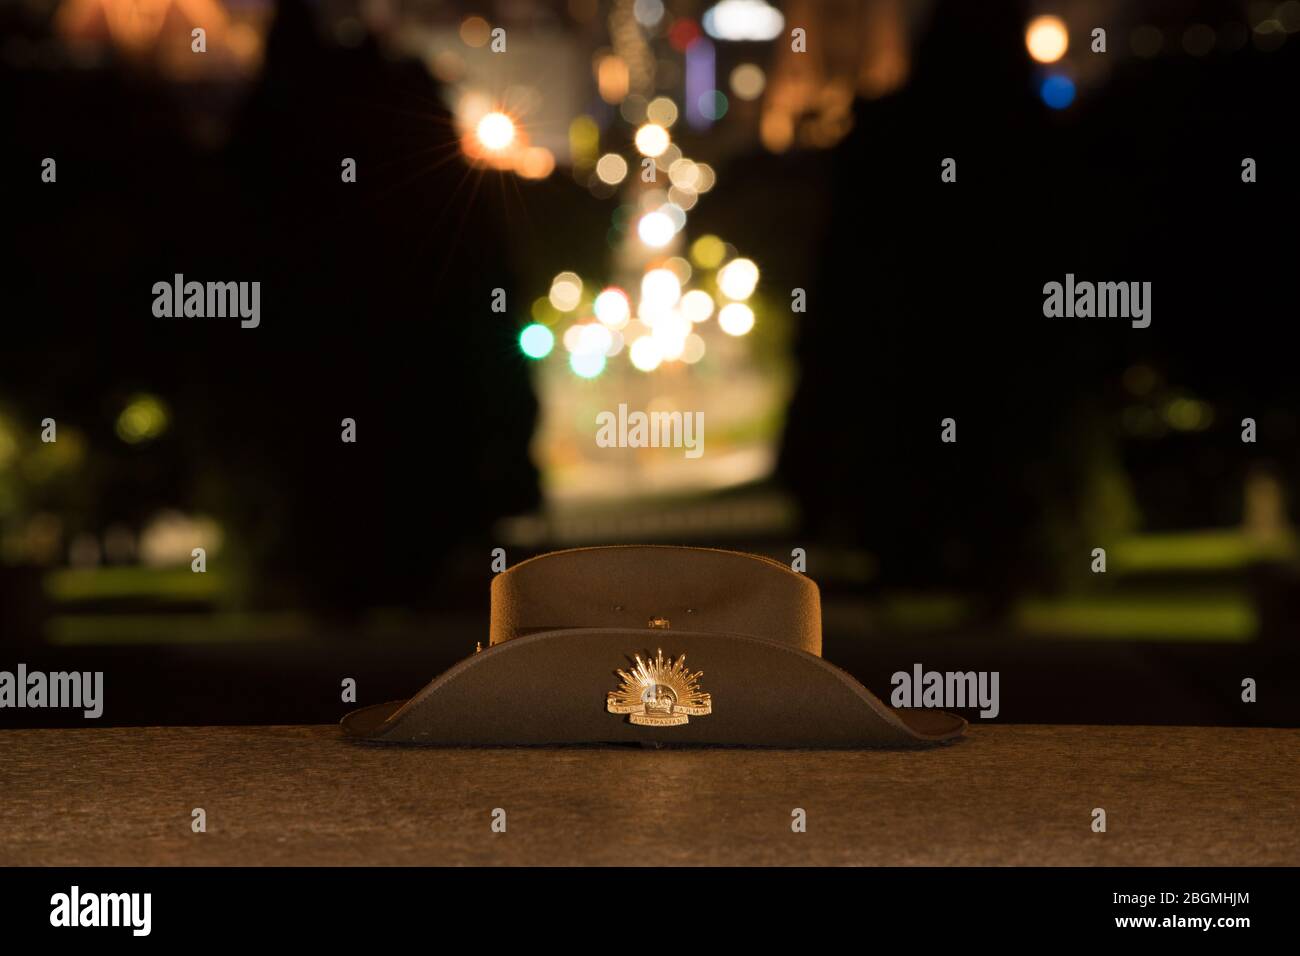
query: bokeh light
[
  {"left": 569, "top": 115, "right": 600, "bottom": 165},
  {"left": 665, "top": 256, "right": 693, "bottom": 285},
  {"left": 654, "top": 143, "right": 683, "bottom": 172},
  {"left": 647, "top": 96, "right": 680, "bottom": 127},
  {"left": 530, "top": 296, "right": 561, "bottom": 326},
  {"left": 668, "top": 186, "right": 698, "bottom": 211},
  {"left": 593, "top": 288, "right": 631, "bottom": 329},
  {"left": 681, "top": 333, "right": 707, "bottom": 364},
  {"left": 668, "top": 158, "right": 700, "bottom": 190},
  {"left": 691, "top": 234, "right": 726, "bottom": 269},
  {"left": 729, "top": 63, "right": 767, "bottom": 100},
  {"left": 577, "top": 323, "right": 614, "bottom": 357},
  {"left": 638, "top": 211, "right": 675, "bottom": 247},
  {"left": 519, "top": 323, "right": 555, "bottom": 359},
  {"left": 717, "top": 257, "right": 759, "bottom": 299},
  {"left": 1025, "top": 15, "right": 1069, "bottom": 63},
  {"left": 681, "top": 289, "right": 715, "bottom": 323},
  {"left": 1040, "top": 74, "right": 1076, "bottom": 110},
  {"left": 718, "top": 302, "right": 755, "bottom": 336},
  {"left": 651, "top": 309, "right": 692, "bottom": 359},
  {"left": 620, "top": 95, "right": 649, "bottom": 125},
  {"left": 634, "top": 0, "right": 666, "bottom": 28},
  {"left": 1163, "top": 397, "right": 1213, "bottom": 431},
  {"left": 549, "top": 272, "right": 583, "bottom": 311},
  {"left": 703, "top": 0, "right": 785, "bottom": 41},
  {"left": 635, "top": 123, "right": 671, "bottom": 157},
  {"left": 460, "top": 16, "right": 491, "bottom": 48},
  {"left": 596, "top": 55, "right": 630, "bottom": 104},
  {"left": 661, "top": 203, "right": 687, "bottom": 233},
  {"left": 669, "top": 17, "right": 703, "bottom": 51},
  {"left": 475, "top": 111, "right": 515, "bottom": 151},
  {"left": 596, "top": 153, "right": 629, "bottom": 185},
  {"left": 569, "top": 350, "right": 607, "bottom": 379},
  {"left": 116, "top": 394, "right": 170, "bottom": 444},
  {"left": 641, "top": 269, "right": 682, "bottom": 309},
  {"left": 629, "top": 335, "right": 664, "bottom": 372},
  {"left": 698, "top": 90, "right": 729, "bottom": 121},
  {"left": 516, "top": 147, "right": 555, "bottom": 179}
]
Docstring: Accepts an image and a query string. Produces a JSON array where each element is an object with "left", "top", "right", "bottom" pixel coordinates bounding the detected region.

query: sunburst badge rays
[{"left": 607, "top": 648, "right": 712, "bottom": 727}]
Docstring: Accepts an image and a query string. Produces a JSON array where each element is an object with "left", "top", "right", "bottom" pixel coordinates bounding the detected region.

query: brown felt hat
[{"left": 341, "top": 545, "right": 966, "bottom": 747}]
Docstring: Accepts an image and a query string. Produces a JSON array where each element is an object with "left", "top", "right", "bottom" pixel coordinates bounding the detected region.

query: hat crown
[{"left": 490, "top": 546, "right": 822, "bottom": 656}]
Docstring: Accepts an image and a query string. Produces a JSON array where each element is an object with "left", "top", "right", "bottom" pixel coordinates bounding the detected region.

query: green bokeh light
[{"left": 519, "top": 323, "right": 555, "bottom": 359}]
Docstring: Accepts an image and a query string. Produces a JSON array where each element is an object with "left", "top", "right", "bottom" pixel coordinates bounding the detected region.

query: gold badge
[{"left": 607, "top": 648, "right": 712, "bottom": 726}]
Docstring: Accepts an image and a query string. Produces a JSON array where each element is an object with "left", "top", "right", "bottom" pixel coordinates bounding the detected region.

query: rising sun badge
[{"left": 607, "top": 649, "right": 712, "bottom": 726}]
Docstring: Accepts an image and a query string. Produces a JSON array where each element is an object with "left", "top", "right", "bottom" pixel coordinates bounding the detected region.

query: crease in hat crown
[{"left": 489, "top": 545, "right": 822, "bottom": 656}]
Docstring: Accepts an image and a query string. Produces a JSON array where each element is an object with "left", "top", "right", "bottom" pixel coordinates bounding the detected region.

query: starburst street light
[{"left": 475, "top": 111, "right": 516, "bottom": 151}]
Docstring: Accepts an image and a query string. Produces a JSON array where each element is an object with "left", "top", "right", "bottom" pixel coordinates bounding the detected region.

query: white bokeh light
[
  {"left": 549, "top": 272, "right": 583, "bottom": 312},
  {"left": 629, "top": 335, "right": 664, "bottom": 372},
  {"left": 641, "top": 269, "right": 682, "bottom": 311},
  {"left": 638, "top": 211, "right": 675, "bottom": 248},
  {"left": 593, "top": 288, "right": 631, "bottom": 329},
  {"left": 718, "top": 302, "right": 755, "bottom": 336},
  {"left": 680, "top": 289, "right": 715, "bottom": 323},
  {"left": 717, "top": 258, "right": 759, "bottom": 300},
  {"left": 634, "top": 123, "right": 671, "bottom": 157}
]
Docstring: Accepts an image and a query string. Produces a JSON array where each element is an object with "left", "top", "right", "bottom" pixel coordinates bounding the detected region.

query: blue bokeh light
[{"left": 1040, "top": 74, "right": 1076, "bottom": 110}]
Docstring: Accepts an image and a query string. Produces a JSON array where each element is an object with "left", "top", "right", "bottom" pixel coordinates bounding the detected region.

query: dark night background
[{"left": 2, "top": 0, "right": 1298, "bottom": 729}]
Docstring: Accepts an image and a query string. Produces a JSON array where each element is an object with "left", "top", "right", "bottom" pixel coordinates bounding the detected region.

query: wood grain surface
[{"left": 1, "top": 724, "right": 1296, "bottom": 866}]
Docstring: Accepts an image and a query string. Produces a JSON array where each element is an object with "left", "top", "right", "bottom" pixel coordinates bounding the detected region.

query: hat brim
[{"left": 340, "top": 628, "right": 966, "bottom": 748}]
